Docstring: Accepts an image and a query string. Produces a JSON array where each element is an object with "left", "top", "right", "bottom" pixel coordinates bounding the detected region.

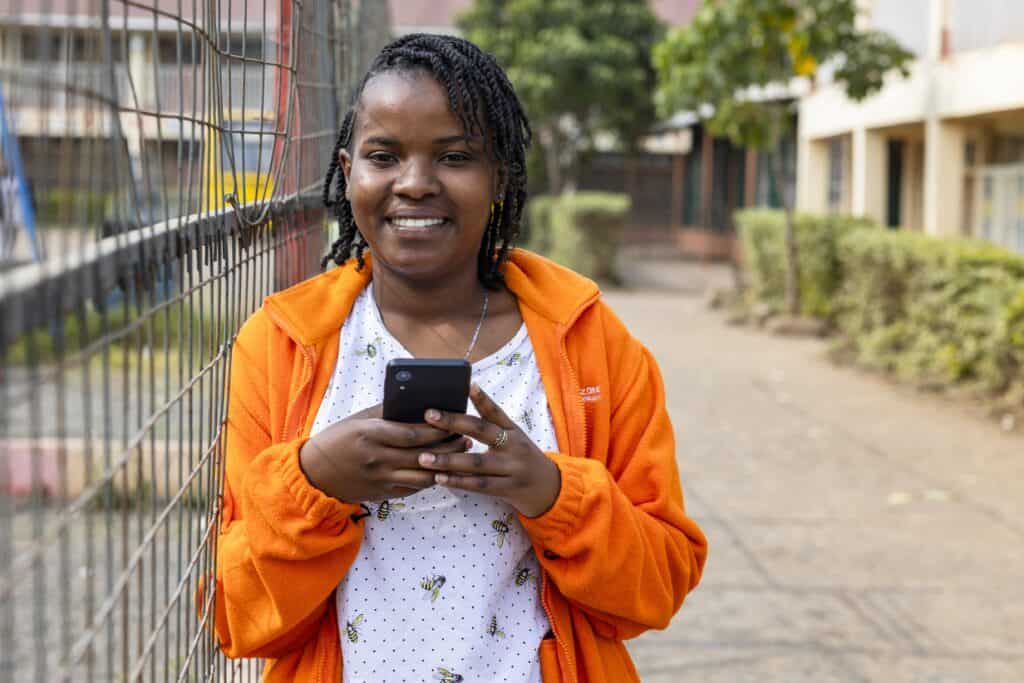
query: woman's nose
[{"left": 393, "top": 158, "right": 440, "bottom": 198}]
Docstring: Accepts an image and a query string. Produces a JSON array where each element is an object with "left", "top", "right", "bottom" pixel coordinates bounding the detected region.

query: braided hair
[{"left": 321, "top": 33, "right": 532, "bottom": 289}]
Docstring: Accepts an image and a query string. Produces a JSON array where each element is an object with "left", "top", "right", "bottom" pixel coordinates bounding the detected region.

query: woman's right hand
[{"left": 298, "top": 404, "right": 469, "bottom": 503}]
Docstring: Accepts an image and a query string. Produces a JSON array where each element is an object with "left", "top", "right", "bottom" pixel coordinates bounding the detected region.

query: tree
[
  {"left": 458, "top": 0, "right": 664, "bottom": 194},
  {"left": 653, "top": 0, "right": 913, "bottom": 315}
]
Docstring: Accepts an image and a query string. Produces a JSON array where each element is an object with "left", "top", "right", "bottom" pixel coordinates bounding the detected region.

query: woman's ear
[{"left": 339, "top": 148, "right": 353, "bottom": 199}]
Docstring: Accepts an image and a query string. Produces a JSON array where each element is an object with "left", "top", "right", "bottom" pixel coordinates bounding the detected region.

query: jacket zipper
[
  {"left": 264, "top": 304, "right": 317, "bottom": 443},
  {"left": 540, "top": 306, "right": 595, "bottom": 683},
  {"left": 541, "top": 571, "right": 576, "bottom": 683},
  {"left": 315, "top": 636, "right": 328, "bottom": 683},
  {"left": 265, "top": 306, "right": 336, "bottom": 681},
  {"left": 283, "top": 345, "right": 315, "bottom": 442}
]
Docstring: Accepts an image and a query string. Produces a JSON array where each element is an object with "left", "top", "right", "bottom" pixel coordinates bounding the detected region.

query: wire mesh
[{"left": 0, "top": 1, "right": 383, "bottom": 681}]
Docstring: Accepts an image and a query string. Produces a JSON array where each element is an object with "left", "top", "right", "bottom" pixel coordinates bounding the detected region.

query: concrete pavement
[{"left": 610, "top": 261, "right": 1024, "bottom": 682}]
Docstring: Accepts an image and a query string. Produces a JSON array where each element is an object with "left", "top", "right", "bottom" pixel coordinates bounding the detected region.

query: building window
[
  {"left": 158, "top": 33, "right": 201, "bottom": 65},
  {"left": 21, "top": 31, "right": 62, "bottom": 62}
]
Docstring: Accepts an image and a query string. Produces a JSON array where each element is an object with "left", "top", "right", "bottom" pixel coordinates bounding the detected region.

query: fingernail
[
  {"left": 425, "top": 409, "right": 440, "bottom": 421},
  {"left": 470, "top": 383, "right": 481, "bottom": 395},
  {"left": 419, "top": 453, "right": 435, "bottom": 466},
  {"left": 435, "top": 473, "right": 448, "bottom": 485}
]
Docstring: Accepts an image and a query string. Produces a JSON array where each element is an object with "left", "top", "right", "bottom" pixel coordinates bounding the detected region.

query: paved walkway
[{"left": 610, "top": 261, "right": 1024, "bottom": 682}]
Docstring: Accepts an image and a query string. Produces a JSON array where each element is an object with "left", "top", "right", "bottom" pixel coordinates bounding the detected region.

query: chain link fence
[{"left": 0, "top": 1, "right": 389, "bottom": 680}]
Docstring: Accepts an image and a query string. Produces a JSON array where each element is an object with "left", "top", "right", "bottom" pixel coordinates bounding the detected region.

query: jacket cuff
[
  {"left": 275, "top": 438, "right": 359, "bottom": 534},
  {"left": 518, "top": 451, "right": 587, "bottom": 546}
]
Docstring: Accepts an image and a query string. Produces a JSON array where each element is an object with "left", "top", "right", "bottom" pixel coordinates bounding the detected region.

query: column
[
  {"left": 924, "top": 118, "right": 966, "bottom": 236},
  {"left": 851, "top": 127, "right": 887, "bottom": 223},
  {"left": 796, "top": 136, "right": 830, "bottom": 213}
]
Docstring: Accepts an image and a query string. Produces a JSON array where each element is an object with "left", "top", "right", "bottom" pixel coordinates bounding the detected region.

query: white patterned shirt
[{"left": 310, "top": 283, "right": 556, "bottom": 683}]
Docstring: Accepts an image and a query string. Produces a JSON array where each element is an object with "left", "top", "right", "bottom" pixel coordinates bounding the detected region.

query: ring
[{"left": 492, "top": 429, "right": 509, "bottom": 449}]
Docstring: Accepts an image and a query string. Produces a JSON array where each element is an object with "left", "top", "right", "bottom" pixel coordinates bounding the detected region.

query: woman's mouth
[{"left": 386, "top": 216, "right": 450, "bottom": 235}]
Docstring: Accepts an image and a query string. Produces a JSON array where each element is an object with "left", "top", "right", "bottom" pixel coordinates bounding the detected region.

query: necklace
[{"left": 373, "top": 281, "right": 489, "bottom": 361}]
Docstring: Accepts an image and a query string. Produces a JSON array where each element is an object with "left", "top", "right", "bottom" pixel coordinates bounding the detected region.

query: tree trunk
[
  {"left": 540, "top": 123, "right": 564, "bottom": 195},
  {"left": 770, "top": 147, "right": 801, "bottom": 316}
]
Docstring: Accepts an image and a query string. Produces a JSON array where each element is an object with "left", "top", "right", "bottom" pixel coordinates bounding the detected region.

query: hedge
[
  {"left": 525, "top": 192, "right": 630, "bottom": 282},
  {"left": 737, "top": 208, "right": 1024, "bottom": 403},
  {"left": 835, "top": 230, "right": 1024, "bottom": 397},
  {"left": 35, "top": 189, "right": 111, "bottom": 227},
  {"left": 736, "top": 209, "right": 876, "bottom": 319}
]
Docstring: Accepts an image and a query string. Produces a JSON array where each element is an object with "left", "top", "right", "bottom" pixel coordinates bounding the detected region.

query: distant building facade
[
  {"left": 797, "top": 0, "right": 1024, "bottom": 253},
  {"left": 0, "top": 0, "right": 279, "bottom": 214}
]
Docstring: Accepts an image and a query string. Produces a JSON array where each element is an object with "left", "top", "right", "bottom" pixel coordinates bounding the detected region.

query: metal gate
[{"left": 0, "top": 1, "right": 385, "bottom": 681}]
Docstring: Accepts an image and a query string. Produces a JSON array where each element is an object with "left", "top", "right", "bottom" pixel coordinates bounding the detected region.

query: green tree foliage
[
  {"left": 458, "top": 0, "right": 664, "bottom": 193},
  {"left": 653, "top": 0, "right": 913, "bottom": 314}
]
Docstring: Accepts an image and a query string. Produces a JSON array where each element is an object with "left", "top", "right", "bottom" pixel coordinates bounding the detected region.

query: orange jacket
[{"left": 213, "top": 249, "right": 708, "bottom": 682}]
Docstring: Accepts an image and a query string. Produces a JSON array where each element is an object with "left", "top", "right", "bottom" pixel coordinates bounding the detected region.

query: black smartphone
[{"left": 382, "top": 358, "right": 471, "bottom": 425}]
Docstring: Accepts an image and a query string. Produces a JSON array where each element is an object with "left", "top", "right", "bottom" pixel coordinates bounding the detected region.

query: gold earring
[{"left": 491, "top": 199, "right": 504, "bottom": 224}]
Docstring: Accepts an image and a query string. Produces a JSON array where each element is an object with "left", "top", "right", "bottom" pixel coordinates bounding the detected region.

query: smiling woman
[{"left": 212, "top": 33, "right": 707, "bottom": 683}]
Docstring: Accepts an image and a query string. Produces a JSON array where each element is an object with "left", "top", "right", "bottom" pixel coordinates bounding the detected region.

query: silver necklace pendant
[
  {"left": 372, "top": 282, "right": 489, "bottom": 361},
  {"left": 463, "top": 289, "right": 489, "bottom": 361}
]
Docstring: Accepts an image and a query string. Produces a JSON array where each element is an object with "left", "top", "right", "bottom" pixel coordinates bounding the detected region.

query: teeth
[{"left": 390, "top": 217, "right": 445, "bottom": 228}]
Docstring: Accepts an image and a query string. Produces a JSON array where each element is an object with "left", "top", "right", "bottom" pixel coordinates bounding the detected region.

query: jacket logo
[{"left": 579, "top": 385, "right": 602, "bottom": 403}]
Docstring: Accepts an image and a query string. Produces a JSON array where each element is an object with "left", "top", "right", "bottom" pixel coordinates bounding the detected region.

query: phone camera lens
[{"left": 395, "top": 370, "right": 413, "bottom": 382}]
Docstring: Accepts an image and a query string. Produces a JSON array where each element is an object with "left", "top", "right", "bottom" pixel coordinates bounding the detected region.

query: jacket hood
[{"left": 262, "top": 248, "right": 601, "bottom": 347}]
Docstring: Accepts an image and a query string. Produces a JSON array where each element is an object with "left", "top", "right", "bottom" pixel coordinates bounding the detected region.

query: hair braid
[{"left": 321, "top": 33, "right": 532, "bottom": 289}]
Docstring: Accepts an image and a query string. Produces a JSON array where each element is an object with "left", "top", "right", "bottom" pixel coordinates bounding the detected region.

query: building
[
  {"left": 0, "top": 0, "right": 279, "bottom": 228},
  {"left": 797, "top": 0, "right": 1024, "bottom": 253}
]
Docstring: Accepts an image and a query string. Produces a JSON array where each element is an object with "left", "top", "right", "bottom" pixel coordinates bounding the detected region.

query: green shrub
[
  {"left": 6, "top": 298, "right": 220, "bottom": 366},
  {"left": 736, "top": 208, "right": 875, "bottom": 319},
  {"left": 35, "top": 189, "right": 112, "bottom": 227},
  {"left": 835, "top": 230, "right": 1024, "bottom": 395},
  {"left": 525, "top": 195, "right": 557, "bottom": 255},
  {"left": 738, "top": 207, "right": 1024, "bottom": 404},
  {"left": 526, "top": 192, "right": 630, "bottom": 282}
]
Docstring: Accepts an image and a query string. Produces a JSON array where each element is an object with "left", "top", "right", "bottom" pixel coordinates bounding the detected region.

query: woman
[{"left": 214, "top": 33, "right": 707, "bottom": 682}]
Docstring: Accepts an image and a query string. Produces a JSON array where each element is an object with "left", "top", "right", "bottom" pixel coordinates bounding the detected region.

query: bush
[
  {"left": 35, "top": 189, "right": 111, "bottom": 227},
  {"left": 525, "top": 192, "right": 630, "bottom": 282},
  {"left": 6, "top": 265, "right": 221, "bottom": 366},
  {"left": 835, "top": 230, "right": 1024, "bottom": 395},
  {"left": 736, "top": 208, "right": 1024, "bottom": 405},
  {"left": 736, "top": 209, "right": 875, "bottom": 319},
  {"left": 525, "top": 195, "right": 557, "bottom": 255}
]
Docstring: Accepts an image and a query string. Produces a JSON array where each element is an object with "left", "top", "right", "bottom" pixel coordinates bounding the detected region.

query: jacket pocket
[{"left": 539, "top": 636, "right": 562, "bottom": 682}]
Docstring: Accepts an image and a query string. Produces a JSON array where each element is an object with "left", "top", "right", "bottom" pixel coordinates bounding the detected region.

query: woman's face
[{"left": 340, "top": 71, "right": 499, "bottom": 284}]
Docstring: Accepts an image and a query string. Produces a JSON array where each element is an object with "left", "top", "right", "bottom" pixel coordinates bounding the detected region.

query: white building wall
[{"left": 797, "top": 0, "right": 1024, "bottom": 243}]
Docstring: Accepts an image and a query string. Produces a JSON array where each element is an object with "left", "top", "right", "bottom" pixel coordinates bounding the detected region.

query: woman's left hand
[{"left": 419, "top": 383, "right": 562, "bottom": 518}]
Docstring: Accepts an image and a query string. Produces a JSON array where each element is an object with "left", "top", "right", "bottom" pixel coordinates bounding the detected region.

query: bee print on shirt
[
  {"left": 434, "top": 667, "right": 463, "bottom": 682},
  {"left": 420, "top": 574, "right": 446, "bottom": 602},
  {"left": 345, "top": 614, "right": 364, "bottom": 643},
  {"left": 498, "top": 352, "right": 522, "bottom": 367},
  {"left": 491, "top": 512, "right": 514, "bottom": 548},
  {"left": 487, "top": 614, "right": 506, "bottom": 639},
  {"left": 374, "top": 499, "right": 405, "bottom": 521},
  {"left": 519, "top": 408, "right": 534, "bottom": 432},
  {"left": 355, "top": 334, "right": 383, "bottom": 359},
  {"left": 514, "top": 565, "right": 538, "bottom": 588}
]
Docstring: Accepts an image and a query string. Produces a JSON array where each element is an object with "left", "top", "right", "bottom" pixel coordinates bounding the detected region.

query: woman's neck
[{"left": 372, "top": 263, "right": 486, "bottom": 323}]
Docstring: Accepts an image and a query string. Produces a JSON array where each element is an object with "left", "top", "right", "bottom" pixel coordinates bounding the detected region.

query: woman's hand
[
  {"left": 299, "top": 403, "right": 471, "bottom": 503},
  {"left": 418, "top": 384, "right": 562, "bottom": 518}
]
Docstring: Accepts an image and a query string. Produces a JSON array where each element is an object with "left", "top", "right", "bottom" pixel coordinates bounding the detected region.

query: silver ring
[{"left": 492, "top": 429, "right": 509, "bottom": 449}]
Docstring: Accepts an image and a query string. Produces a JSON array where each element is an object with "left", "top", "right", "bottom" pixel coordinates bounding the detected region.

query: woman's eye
[
  {"left": 441, "top": 152, "right": 471, "bottom": 164},
  {"left": 367, "top": 151, "right": 397, "bottom": 164}
]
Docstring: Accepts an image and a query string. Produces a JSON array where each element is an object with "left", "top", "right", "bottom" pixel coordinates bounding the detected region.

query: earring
[{"left": 491, "top": 198, "right": 504, "bottom": 224}]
